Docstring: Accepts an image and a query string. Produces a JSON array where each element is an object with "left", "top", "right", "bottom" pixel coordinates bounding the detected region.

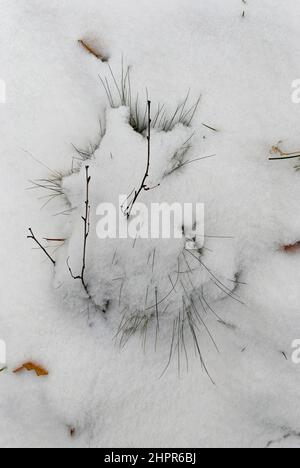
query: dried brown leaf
[{"left": 13, "top": 362, "right": 49, "bottom": 377}]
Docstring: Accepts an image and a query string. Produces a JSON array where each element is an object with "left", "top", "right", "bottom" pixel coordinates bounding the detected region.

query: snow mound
[{"left": 54, "top": 106, "right": 238, "bottom": 358}]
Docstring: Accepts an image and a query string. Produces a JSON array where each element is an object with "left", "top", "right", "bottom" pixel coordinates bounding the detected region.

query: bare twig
[
  {"left": 269, "top": 142, "right": 300, "bottom": 161},
  {"left": 67, "top": 166, "right": 91, "bottom": 299},
  {"left": 27, "top": 228, "right": 56, "bottom": 266},
  {"left": 269, "top": 154, "right": 300, "bottom": 161},
  {"left": 123, "top": 101, "right": 158, "bottom": 217}
]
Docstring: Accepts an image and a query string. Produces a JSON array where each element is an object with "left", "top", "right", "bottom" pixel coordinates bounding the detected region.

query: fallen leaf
[
  {"left": 283, "top": 241, "right": 300, "bottom": 253},
  {"left": 78, "top": 39, "right": 106, "bottom": 61},
  {"left": 13, "top": 362, "right": 49, "bottom": 377}
]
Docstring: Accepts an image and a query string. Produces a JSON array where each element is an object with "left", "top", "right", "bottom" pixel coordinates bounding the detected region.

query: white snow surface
[{"left": 1, "top": 0, "right": 300, "bottom": 448}]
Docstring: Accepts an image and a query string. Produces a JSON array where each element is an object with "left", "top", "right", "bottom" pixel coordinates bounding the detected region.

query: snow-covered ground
[{"left": 1, "top": 0, "right": 300, "bottom": 448}]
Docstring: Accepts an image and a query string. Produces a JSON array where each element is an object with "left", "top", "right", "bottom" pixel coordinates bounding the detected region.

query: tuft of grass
[
  {"left": 165, "top": 132, "right": 194, "bottom": 175},
  {"left": 29, "top": 120, "right": 105, "bottom": 208},
  {"left": 29, "top": 171, "right": 67, "bottom": 208},
  {"left": 72, "top": 119, "right": 106, "bottom": 165},
  {"left": 114, "top": 249, "right": 242, "bottom": 381},
  {"left": 99, "top": 62, "right": 201, "bottom": 134},
  {"left": 115, "top": 311, "right": 152, "bottom": 350}
]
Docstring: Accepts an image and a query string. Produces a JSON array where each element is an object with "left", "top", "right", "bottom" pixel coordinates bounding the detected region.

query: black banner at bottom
[{"left": 101, "top": 450, "right": 200, "bottom": 465}]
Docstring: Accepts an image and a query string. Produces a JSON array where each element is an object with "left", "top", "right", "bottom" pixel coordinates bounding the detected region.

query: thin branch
[
  {"left": 27, "top": 228, "right": 56, "bottom": 266},
  {"left": 269, "top": 154, "right": 300, "bottom": 161},
  {"left": 67, "top": 166, "right": 91, "bottom": 299},
  {"left": 269, "top": 143, "right": 300, "bottom": 161},
  {"left": 123, "top": 101, "right": 158, "bottom": 217}
]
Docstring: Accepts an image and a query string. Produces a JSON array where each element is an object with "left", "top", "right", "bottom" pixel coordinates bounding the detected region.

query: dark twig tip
[
  {"left": 27, "top": 228, "right": 56, "bottom": 266},
  {"left": 67, "top": 167, "right": 92, "bottom": 302}
]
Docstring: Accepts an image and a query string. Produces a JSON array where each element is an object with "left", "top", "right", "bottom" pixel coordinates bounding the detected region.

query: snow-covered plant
[
  {"left": 50, "top": 105, "right": 239, "bottom": 378},
  {"left": 29, "top": 69, "right": 240, "bottom": 377}
]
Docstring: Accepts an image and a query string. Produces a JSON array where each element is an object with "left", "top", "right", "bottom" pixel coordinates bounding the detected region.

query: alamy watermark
[
  {"left": 291, "top": 339, "right": 300, "bottom": 364},
  {"left": 96, "top": 197, "right": 205, "bottom": 248}
]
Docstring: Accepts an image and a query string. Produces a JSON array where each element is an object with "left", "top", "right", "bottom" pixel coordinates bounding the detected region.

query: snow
[{"left": 1, "top": 0, "right": 300, "bottom": 448}]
